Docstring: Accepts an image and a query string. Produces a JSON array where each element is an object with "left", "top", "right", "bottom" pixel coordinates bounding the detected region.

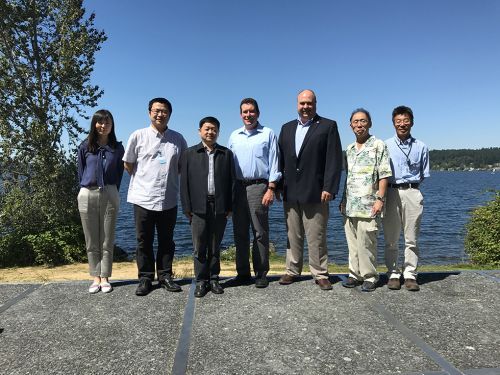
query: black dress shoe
[
  {"left": 361, "top": 281, "right": 376, "bottom": 292},
  {"left": 136, "top": 278, "right": 152, "bottom": 296},
  {"left": 255, "top": 276, "right": 269, "bottom": 288},
  {"left": 210, "top": 280, "right": 224, "bottom": 294},
  {"left": 342, "top": 277, "right": 362, "bottom": 288},
  {"left": 159, "top": 278, "right": 182, "bottom": 292},
  {"left": 194, "top": 283, "right": 209, "bottom": 298},
  {"left": 224, "top": 275, "right": 253, "bottom": 287}
]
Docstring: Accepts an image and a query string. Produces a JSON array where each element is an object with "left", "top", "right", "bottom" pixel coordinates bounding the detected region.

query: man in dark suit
[
  {"left": 277, "top": 89, "right": 343, "bottom": 290},
  {"left": 181, "top": 116, "right": 235, "bottom": 298}
]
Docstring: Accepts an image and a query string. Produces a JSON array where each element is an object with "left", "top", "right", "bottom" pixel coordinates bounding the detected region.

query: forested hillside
[{"left": 430, "top": 148, "right": 500, "bottom": 170}]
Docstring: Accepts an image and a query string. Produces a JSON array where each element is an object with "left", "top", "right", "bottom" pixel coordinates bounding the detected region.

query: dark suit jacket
[
  {"left": 278, "top": 114, "right": 343, "bottom": 204},
  {"left": 181, "top": 142, "right": 235, "bottom": 215}
]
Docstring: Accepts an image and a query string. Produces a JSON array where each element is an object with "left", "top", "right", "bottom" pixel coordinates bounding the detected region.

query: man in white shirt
[{"left": 123, "top": 97, "right": 187, "bottom": 296}]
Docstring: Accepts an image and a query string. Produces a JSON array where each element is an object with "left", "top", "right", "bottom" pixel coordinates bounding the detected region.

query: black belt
[
  {"left": 239, "top": 178, "right": 268, "bottom": 186},
  {"left": 207, "top": 195, "right": 215, "bottom": 202},
  {"left": 389, "top": 183, "right": 419, "bottom": 189}
]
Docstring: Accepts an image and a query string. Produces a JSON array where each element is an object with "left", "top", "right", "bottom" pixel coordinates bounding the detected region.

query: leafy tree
[
  {"left": 464, "top": 191, "right": 500, "bottom": 266},
  {"left": 0, "top": 0, "right": 106, "bottom": 266}
]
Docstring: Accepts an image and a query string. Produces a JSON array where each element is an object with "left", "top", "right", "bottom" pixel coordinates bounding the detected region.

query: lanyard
[{"left": 395, "top": 138, "right": 413, "bottom": 167}]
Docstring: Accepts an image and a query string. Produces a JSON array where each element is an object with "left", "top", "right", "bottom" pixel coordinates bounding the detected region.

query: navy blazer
[
  {"left": 278, "top": 115, "right": 343, "bottom": 204},
  {"left": 180, "top": 142, "right": 235, "bottom": 215}
]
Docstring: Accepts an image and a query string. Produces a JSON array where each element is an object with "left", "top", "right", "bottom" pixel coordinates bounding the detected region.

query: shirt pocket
[{"left": 252, "top": 142, "right": 268, "bottom": 160}]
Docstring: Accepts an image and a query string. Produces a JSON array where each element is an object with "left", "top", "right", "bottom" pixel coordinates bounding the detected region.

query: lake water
[{"left": 115, "top": 171, "right": 500, "bottom": 265}]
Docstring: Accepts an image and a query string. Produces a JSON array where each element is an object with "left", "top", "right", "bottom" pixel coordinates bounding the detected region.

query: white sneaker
[
  {"left": 88, "top": 282, "right": 100, "bottom": 294},
  {"left": 100, "top": 282, "right": 113, "bottom": 293}
]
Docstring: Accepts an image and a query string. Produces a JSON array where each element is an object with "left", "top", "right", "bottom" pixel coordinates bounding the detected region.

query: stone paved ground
[{"left": 0, "top": 271, "right": 499, "bottom": 375}]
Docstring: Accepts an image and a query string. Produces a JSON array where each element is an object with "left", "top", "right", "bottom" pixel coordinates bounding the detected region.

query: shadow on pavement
[{"left": 377, "top": 271, "right": 461, "bottom": 287}]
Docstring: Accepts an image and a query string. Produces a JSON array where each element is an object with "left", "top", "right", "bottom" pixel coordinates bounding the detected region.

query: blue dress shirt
[
  {"left": 227, "top": 122, "right": 281, "bottom": 182},
  {"left": 295, "top": 117, "right": 312, "bottom": 156},
  {"left": 385, "top": 135, "right": 430, "bottom": 184}
]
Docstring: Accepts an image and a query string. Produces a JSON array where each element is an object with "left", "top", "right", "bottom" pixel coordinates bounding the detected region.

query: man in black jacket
[
  {"left": 277, "top": 89, "right": 343, "bottom": 290},
  {"left": 181, "top": 116, "right": 235, "bottom": 297}
]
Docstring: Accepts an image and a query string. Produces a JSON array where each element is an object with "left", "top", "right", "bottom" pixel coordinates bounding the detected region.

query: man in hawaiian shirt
[{"left": 340, "top": 108, "right": 392, "bottom": 292}]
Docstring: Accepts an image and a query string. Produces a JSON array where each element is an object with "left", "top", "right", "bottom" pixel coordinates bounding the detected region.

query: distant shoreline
[{"left": 430, "top": 168, "right": 497, "bottom": 172}]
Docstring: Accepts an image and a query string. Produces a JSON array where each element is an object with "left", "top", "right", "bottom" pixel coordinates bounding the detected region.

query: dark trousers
[
  {"left": 134, "top": 204, "right": 177, "bottom": 281},
  {"left": 191, "top": 200, "right": 227, "bottom": 283},
  {"left": 233, "top": 182, "right": 269, "bottom": 277}
]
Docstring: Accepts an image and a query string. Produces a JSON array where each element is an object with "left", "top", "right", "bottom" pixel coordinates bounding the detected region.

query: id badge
[{"left": 156, "top": 149, "right": 166, "bottom": 164}]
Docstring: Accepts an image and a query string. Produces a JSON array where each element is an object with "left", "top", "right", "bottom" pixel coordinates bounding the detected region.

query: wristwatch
[{"left": 376, "top": 195, "right": 385, "bottom": 203}]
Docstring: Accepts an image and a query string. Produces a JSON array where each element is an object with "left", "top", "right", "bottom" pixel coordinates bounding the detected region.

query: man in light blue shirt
[
  {"left": 383, "top": 105, "right": 430, "bottom": 292},
  {"left": 227, "top": 98, "right": 281, "bottom": 288}
]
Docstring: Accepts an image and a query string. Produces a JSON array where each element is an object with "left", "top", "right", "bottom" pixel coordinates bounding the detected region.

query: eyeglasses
[
  {"left": 151, "top": 110, "right": 169, "bottom": 115},
  {"left": 351, "top": 119, "right": 368, "bottom": 125},
  {"left": 394, "top": 118, "right": 411, "bottom": 125}
]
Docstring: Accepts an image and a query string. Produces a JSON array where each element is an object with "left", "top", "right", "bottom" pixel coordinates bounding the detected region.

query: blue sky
[{"left": 81, "top": 0, "right": 500, "bottom": 151}]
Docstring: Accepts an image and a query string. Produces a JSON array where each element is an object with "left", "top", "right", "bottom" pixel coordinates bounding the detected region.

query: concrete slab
[
  {"left": 0, "top": 272, "right": 499, "bottom": 375},
  {"left": 0, "top": 283, "right": 33, "bottom": 306},
  {"left": 186, "top": 276, "right": 439, "bottom": 375},
  {"left": 0, "top": 281, "right": 188, "bottom": 375},
  {"left": 377, "top": 272, "right": 500, "bottom": 373}
]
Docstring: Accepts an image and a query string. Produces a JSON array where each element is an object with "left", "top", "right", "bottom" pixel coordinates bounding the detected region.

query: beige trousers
[
  {"left": 383, "top": 187, "right": 423, "bottom": 280},
  {"left": 78, "top": 185, "right": 120, "bottom": 278},
  {"left": 344, "top": 217, "right": 379, "bottom": 283},
  {"left": 284, "top": 202, "right": 329, "bottom": 280}
]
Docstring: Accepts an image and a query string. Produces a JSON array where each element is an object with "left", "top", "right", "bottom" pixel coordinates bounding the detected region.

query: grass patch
[{"left": 0, "top": 254, "right": 497, "bottom": 283}]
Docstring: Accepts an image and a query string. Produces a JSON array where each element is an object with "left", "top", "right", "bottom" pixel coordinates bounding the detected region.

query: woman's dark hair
[{"left": 87, "top": 109, "right": 117, "bottom": 152}]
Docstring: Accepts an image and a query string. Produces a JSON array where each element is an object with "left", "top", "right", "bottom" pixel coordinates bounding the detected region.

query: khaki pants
[
  {"left": 344, "top": 217, "right": 379, "bottom": 283},
  {"left": 383, "top": 187, "right": 423, "bottom": 280},
  {"left": 284, "top": 202, "right": 329, "bottom": 280},
  {"left": 78, "top": 185, "right": 120, "bottom": 278}
]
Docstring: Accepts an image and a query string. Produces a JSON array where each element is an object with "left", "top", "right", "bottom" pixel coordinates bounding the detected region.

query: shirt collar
[
  {"left": 297, "top": 117, "right": 314, "bottom": 127},
  {"left": 196, "top": 142, "right": 223, "bottom": 153},
  {"left": 98, "top": 143, "right": 115, "bottom": 153},
  {"left": 394, "top": 134, "right": 415, "bottom": 145},
  {"left": 150, "top": 125, "right": 168, "bottom": 138},
  {"left": 239, "top": 122, "right": 263, "bottom": 135}
]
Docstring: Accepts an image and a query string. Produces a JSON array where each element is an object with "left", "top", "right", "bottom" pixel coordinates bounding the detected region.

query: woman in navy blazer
[{"left": 77, "top": 110, "right": 124, "bottom": 294}]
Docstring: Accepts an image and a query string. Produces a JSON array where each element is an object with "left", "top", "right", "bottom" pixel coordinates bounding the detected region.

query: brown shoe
[
  {"left": 404, "top": 278, "right": 420, "bottom": 291},
  {"left": 315, "top": 278, "right": 332, "bottom": 290},
  {"left": 279, "top": 274, "right": 295, "bottom": 285},
  {"left": 387, "top": 278, "right": 401, "bottom": 290}
]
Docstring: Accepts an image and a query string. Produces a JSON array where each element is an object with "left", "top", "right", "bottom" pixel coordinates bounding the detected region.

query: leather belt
[
  {"left": 389, "top": 183, "right": 420, "bottom": 189},
  {"left": 207, "top": 195, "right": 215, "bottom": 202},
  {"left": 239, "top": 179, "right": 268, "bottom": 186}
]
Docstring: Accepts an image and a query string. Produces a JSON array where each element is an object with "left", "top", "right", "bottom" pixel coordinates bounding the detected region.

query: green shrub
[
  {"left": 0, "top": 234, "right": 34, "bottom": 267},
  {"left": 220, "top": 245, "right": 237, "bottom": 262},
  {"left": 0, "top": 157, "right": 83, "bottom": 267},
  {"left": 465, "top": 191, "right": 500, "bottom": 266},
  {"left": 220, "top": 242, "right": 282, "bottom": 262},
  {"left": 24, "top": 225, "right": 86, "bottom": 266}
]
